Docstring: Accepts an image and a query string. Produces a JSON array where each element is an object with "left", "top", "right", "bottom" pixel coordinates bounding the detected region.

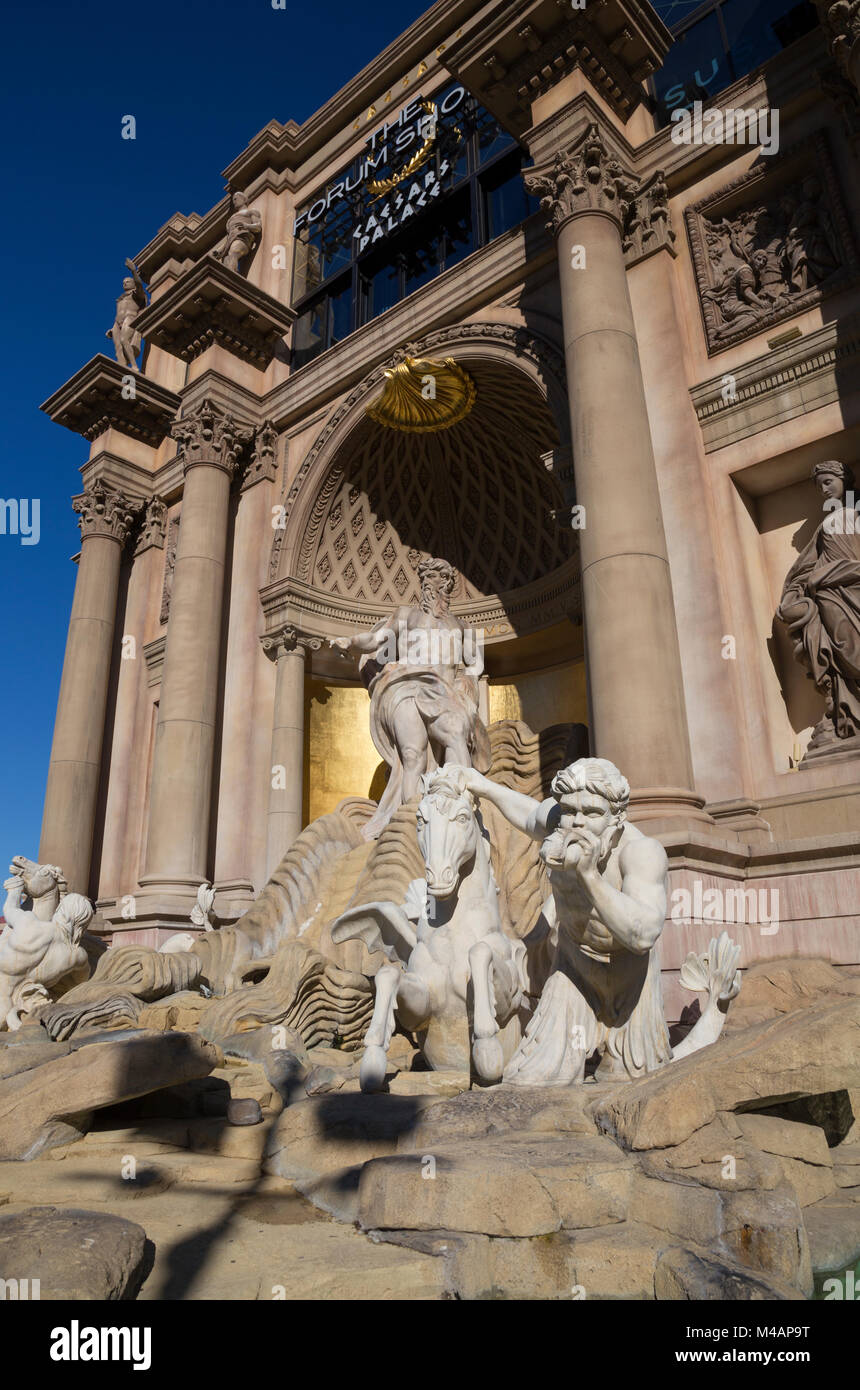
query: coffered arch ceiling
[{"left": 298, "top": 360, "right": 577, "bottom": 613}]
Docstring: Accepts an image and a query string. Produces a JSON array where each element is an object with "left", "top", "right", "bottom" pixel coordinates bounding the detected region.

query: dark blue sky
[{"left": 0, "top": 0, "right": 429, "bottom": 871}]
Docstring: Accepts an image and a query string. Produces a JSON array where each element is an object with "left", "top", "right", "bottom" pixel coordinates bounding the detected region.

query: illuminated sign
[{"left": 293, "top": 85, "right": 467, "bottom": 238}]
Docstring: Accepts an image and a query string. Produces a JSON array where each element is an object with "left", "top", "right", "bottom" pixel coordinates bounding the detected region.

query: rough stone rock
[
  {"left": 137, "top": 991, "right": 209, "bottom": 1033},
  {"left": 228, "top": 1097, "right": 262, "bottom": 1126},
  {"left": 221, "top": 1024, "right": 308, "bottom": 1065},
  {"left": 0, "top": 1031, "right": 220, "bottom": 1159},
  {"left": 397, "top": 1083, "right": 599, "bottom": 1152},
  {"left": 0, "top": 1206, "right": 151, "bottom": 1299},
  {"left": 263, "top": 1093, "right": 446, "bottom": 1183},
  {"left": 833, "top": 1143, "right": 860, "bottom": 1188},
  {"left": 388, "top": 1070, "right": 470, "bottom": 1098},
  {"left": 40, "top": 991, "right": 142, "bottom": 1041},
  {"left": 0, "top": 1041, "right": 71, "bottom": 1079},
  {"left": 305, "top": 1066, "right": 346, "bottom": 1096},
  {"left": 724, "top": 958, "right": 860, "bottom": 1033},
  {"left": 628, "top": 1172, "right": 725, "bottom": 1246},
  {"left": 803, "top": 1195, "right": 860, "bottom": 1272},
  {"left": 654, "top": 1246, "right": 804, "bottom": 1300},
  {"left": 720, "top": 1184, "right": 813, "bottom": 1294},
  {"left": 637, "top": 1127, "right": 785, "bottom": 1193},
  {"left": 358, "top": 1133, "right": 633, "bottom": 1237},
  {"left": 735, "top": 1114, "right": 836, "bottom": 1205},
  {"left": 592, "top": 997, "right": 860, "bottom": 1152}
]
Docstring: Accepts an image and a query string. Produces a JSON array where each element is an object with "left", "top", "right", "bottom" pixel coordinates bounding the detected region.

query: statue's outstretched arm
[
  {"left": 2, "top": 879, "right": 28, "bottom": 932},
  {"left": 464, "top": 770, "right": 553, "bottom": 841}
]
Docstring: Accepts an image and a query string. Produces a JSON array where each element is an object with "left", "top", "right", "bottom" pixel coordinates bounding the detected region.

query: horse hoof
[
  {"left": 360, "top": 1044, "right": 388, "bottom": 1093},
  {"left": 472, "top": 1035, "right": 504, "bottom": 1084}
]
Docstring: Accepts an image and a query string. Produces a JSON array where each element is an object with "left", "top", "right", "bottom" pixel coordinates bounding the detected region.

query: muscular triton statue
[
  {"left": 107, "top": 258, "right": 147, "bottom": 370},
  {"left": 330, "top": 557, "right": 491, "bottom": 838},
  {"left": 213, "top": 190, "right": 262, "bottom": 274},
  {"left": 462, "top": 757, "right": 673, "bottom": 1085}
]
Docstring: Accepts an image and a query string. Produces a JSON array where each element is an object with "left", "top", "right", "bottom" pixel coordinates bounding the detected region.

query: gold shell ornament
[{"left": 366, "top": 355, "right": 476, "bottom": 432}]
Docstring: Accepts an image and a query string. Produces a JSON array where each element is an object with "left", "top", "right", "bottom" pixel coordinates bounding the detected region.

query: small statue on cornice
[
  {"left": 212, "top": 190, "right": 262, "bottom": 275},
  {"left": 107, "top": 258, "right": 147, "bottom": 371}
]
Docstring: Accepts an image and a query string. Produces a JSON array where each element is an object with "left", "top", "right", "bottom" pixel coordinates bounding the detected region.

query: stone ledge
[
  {"left": 135, "top": 258, "right": 296, "bottom": 369},
  {"left": 40, "top": 355, "right": 181, "bottom": 446},
  {"left": 690, "top": 316, "right": 860, "bottom": 453}
]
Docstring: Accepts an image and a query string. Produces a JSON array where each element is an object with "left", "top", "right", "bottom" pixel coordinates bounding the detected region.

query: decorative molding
[
  {"left": 143, "top": 635, "right": 166, "bottom": 688},
  {"left": 171, "top": 398, "right": 250, "bottom": 478},
  {"left": 135, "top": 258, "right": 295, "bottom": 369},
  {"left": 525, "top": 121, "right": 675, "bottom": 262},
  {"left": 690, "top": 315, "right": 860, "bottom": 453},
  {"left": 366, "top": 354, "right": 477, "bottom": 432},
  {"left": 41, "top": 355, "right": 180, "bottom": 447},
  {"left": 241, "top": 419, "right": 279, "bottom": 492},
  {"left": 684, "top": 130, "right": 860, "bottom": 356},
  {"left": 72, "top": 481, "right": 138, "bottom": 546},
  {"left": 133, "top": 496, "right": 168, "bottom": 555}
]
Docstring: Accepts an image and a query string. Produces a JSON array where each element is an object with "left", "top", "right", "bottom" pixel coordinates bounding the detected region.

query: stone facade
[{"left": 37, "top": 0, "right": 860, "bottom": 1006}]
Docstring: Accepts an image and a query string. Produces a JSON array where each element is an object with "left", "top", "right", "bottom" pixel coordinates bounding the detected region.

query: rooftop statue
[
  {"left": 212, "top": 190, "right": 262, "bottom": 275},
  {"left": 107, "top": 258, "right": 147, "bottom": 371},
  {"left": 777, "top": 459, "right": 860, "bottom": 753},
  {"left": 329, "top": 556, "right": 491, "bottom": 838}
]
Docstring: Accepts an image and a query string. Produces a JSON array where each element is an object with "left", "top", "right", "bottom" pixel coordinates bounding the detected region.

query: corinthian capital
[
  {"left": 171, "top": 398, "right": 247, "bottom": 477},
  {"left": 72, "top": 481, "right": 138, "bottom": 545},
  {"left": 241, "top": 419, "right": 279, "bottom": 492},
  {"left": 134, "top": 496, "right": 168, "bottom": 555},
  {"left": 525, "top": 122, "right": 675, "bottom": 263}
]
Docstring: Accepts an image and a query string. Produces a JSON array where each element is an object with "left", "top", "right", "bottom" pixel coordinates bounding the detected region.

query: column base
[{"left": 627, "top": 785, "right": 715, "bottom": 837}]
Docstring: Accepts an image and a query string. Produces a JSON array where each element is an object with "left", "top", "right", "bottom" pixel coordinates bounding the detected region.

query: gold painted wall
[
  {"left": 304, "top": 680, "right": 387, "bottom": 825},
  {"left": 489, "top": 660, "right": 588, "bottom": 732},
  {"left": 303, "top": 661, "right": 588, "bottom": 827}
]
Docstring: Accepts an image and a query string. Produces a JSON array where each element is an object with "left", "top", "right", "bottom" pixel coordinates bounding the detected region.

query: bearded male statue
[
  {"left": 330, "top": 557, "right": 490, "bottom": 838},
  {"left": 463, "top": 757, "right": 672, "bottom": 1085}
]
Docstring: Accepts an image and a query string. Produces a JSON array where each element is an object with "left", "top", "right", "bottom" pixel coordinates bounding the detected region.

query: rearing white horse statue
[{"left": 331, "top": 766, "right": 528, "bottom": 1092}]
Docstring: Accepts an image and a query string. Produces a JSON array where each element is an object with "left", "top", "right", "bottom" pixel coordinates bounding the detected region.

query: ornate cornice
[
  {"left": 72, "top": 481, "right": 138, "bottom": 545},
  {"left": 133, "top": 496, "right": 168, "bottom": 555},
  {"left": 241, "top": 419, "right": 279, "bottom": 492},
  {"left": 40, "top": 355, "right": 181, "bottom": 447},
  {"left": 525, "top": 121, "right": 675, "bottom": 261},
  {"left": 171, "top": 398, "right": 249, "bottom": 478},
  {"left": 260, "top": 624, "right": 323, "bottom": 661},
  {"left": 135, "top": 258, "right": 295, "bottom": 370}
]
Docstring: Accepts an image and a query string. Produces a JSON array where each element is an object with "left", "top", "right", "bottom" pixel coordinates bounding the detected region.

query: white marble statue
[
  {"left": 461, "top": 758, "right": 740, "bottom": 1085},
  {"left": 0, "top": 858, "right": 93, "bottom": 1030},
  {"left": 331, "top": 766, "right": 529, "bottom": 1091}
]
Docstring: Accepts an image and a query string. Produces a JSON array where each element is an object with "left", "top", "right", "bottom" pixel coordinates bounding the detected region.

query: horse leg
[
  {"left": 360, "top": 962, "right": 401, "bottom": 1093},
  {"left": 469, "top": 940, "right": 504, "bottom": 1084}
]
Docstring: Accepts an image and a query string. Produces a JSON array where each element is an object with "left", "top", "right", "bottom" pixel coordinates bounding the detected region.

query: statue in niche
[
  {"left": 107, "top": 258, "right": 147, "bottom": 370},
  {"left": 0, "top": 858, "right": 93, "bottom": 1030},
  {"left": 461, "top": 758, "right": 741, "bottom": 1085},
  {"left": 212, "top": 190, "right": 262, "bottom": 275},
  {"left": 777, "top": 459, "right": 860, "bottom": 752},
  {"left": 329, "top": 556, "right": 491, "bottom": 838}
]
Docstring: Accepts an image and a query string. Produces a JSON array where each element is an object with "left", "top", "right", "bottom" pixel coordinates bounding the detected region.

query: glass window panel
[
  {"left": 292, "top": 304, "right": 326, "bottom": 370},
  {"left": 329, "top": 278, "right": 353, "bottom": 346},
  {"left": 362, "top": 255, "right": 400, "bottom": 322},
  {"left": 483, "top": 155, "right": 534, "bottom": 241},
  {"left": 722, "top": 0, "right": 817, "bottom": 77},
  {"left": 651, "top": 11, "right": 731, "bottom": 126},
  {"left": 441, "top": 189, "right": 475, "bottom": 272},
  {"left": 403, "top": 228, "right": 442, "bottom": 298}
]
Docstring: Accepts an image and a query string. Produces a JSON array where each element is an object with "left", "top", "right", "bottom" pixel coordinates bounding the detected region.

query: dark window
[{"left": 483, "top": 152, "right": 538, "bottom": 242}]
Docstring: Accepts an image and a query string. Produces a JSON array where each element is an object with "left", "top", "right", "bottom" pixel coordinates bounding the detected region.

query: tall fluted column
[
  {"left": 262, "top": 626, "right": 319, "bottom": 875},
  {"left": 40, "top": 482, "right": 137, "bottom": 892},
  {"left": 526, "top": 124, "right": 707, "bottom": 825},
  {"left": 141, "top": 400, "right": 243, "bottom": 890}
]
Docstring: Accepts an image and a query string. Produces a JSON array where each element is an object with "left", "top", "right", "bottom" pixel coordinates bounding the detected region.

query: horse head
[
  {"left": 11, "top": 857, "right": 66, "bottom": 903},
  {"left": 416, "top": 766, "right": 481, "bottom": 899}
]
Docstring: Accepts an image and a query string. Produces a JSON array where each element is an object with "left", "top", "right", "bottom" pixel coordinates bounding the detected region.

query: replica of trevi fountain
[{"left": 1, "top": 545, "right": 858, "bottom": 1301}]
